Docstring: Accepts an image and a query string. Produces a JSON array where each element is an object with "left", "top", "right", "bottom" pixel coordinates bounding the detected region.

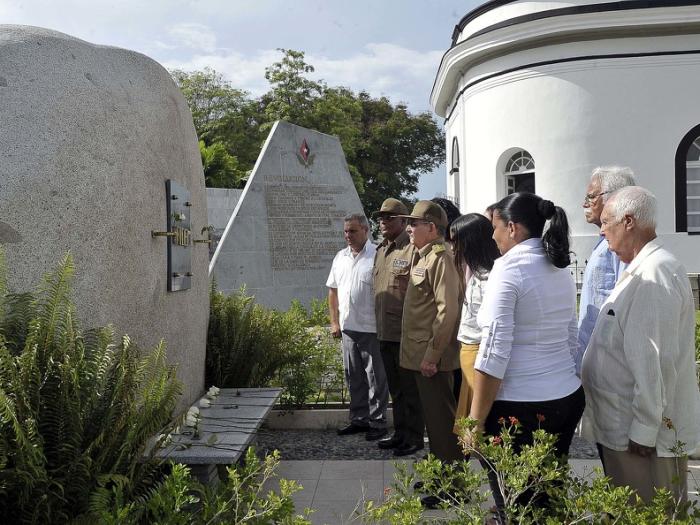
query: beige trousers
[
  {"left": 600, "top": 444, "right": 688, "bottom": 503},
  {"left": 453, "top": 343, "right": 478, "bottom": 434}
]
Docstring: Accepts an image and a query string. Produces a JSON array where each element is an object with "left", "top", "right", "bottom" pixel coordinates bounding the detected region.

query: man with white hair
[
  {"left": 575, "top": 166, "right": 635, "bottom": 374},
  {"left": 581, "top": 186, "right": 700, "bottom": 502}
]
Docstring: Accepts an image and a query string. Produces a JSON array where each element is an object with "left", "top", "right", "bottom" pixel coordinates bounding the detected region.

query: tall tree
[
  {"left": 172, "top": 50, "right": 445, "bottom": 213},
  {"left": 172, "top": 68, "right": 265, "bottom": 186},
  {"left": 263, "top": 48, "right": 324, "bottom": 128},
  {"left": 199, "top": 140, "right": 244, "bottom": 188}
]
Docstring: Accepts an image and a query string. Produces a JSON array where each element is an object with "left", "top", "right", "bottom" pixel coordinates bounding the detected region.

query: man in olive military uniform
[
  {"left": 398, "top": 200, "right": 462, "bottom": 464},
  {"left": 373, "top": 198, "right": 425, "bottom": 456}
]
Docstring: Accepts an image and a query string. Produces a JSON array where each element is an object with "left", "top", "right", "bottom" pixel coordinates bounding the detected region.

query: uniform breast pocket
[
  {"left": 410, "top": 271, "right": 427, "bottom": 289},
  {"left": 390, "top": 267, "right": 409, "bottom": 294}
]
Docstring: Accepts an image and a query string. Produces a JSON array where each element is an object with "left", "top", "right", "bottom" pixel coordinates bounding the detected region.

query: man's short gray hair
[
  {"left": 344, "top": 213, "right": 369, "bottom": 229},
  {"left": 607, "top": 186, "right": 657, "bottom": 228},
  {"left": 591, "top": 166, "right": 636, "bottom": 202}
]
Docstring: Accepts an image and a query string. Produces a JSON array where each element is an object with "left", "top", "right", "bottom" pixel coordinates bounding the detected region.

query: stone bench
[{"left": 157, "top": 387, "right": 282, "bottom": 482}]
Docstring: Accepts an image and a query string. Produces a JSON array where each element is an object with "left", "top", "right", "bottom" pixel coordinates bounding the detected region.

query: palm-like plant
[{"left": 0, "top": 252, "right": 182, "bottom": 523}]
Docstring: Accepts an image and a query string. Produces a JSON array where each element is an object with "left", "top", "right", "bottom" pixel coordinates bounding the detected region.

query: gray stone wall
[
  {"left": 0, "top": 25, "right": 208, "bottom": 406},
  {"left": 210, "top": 121, "right": 364, "bottom": 310},
  {"left": 206, "top": 188, "right": 243, "bottom": 258}
]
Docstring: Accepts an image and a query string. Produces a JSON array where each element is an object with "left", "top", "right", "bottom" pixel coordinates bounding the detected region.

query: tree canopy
[{"left": 172, "top": 49, "right": 445, "bottom": 214}]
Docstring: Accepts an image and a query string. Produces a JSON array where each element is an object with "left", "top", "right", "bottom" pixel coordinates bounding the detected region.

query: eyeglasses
[
  {"left": 407, "top": 219, "right": 432, "bottom": 227},
  {"left": 584, "top": 191, "right": 609, "bottom": 204}
]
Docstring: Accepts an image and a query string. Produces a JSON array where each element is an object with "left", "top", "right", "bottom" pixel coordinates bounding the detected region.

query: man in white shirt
[
  {"left": 576, "top": 166, "right": 635, "bottom": 375},
  {"left": 582, "top": 186, "right": 700, "bottom": 503},
  {"left": 327, "top": 213, "right": 389, "bottom": 441}
]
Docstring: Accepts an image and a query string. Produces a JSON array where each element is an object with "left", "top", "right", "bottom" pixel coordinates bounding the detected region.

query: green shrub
[
  {"left": 276, "top": 325, "right": 345, "bottom": 408},
  {"left": 206, "top": 287, "right": 343, "bottom": 407},
  {"left": 360, "top": 418, "right": 700, "bottom": 524},
  {"left": 89, "top": 448, "right": 312, "bottom": 524},
  {"left": 0, "top": 253, "right": 182, "bottom": 524},
  {"left": 206, "top": 285, "right": 307, "bottom": 388}
]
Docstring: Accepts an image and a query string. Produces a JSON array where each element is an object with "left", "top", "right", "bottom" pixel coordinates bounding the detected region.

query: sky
[{"left": 2, "top": 0, "right": 483, "bottom": 199}]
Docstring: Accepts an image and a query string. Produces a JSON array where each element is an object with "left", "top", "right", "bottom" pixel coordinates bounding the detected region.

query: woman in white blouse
[
  {"left": 449, "top": 213, "right": 500, "bottom": 434},
  {"left": 468, "top": 192, "right": 585, "bottom": 520}
]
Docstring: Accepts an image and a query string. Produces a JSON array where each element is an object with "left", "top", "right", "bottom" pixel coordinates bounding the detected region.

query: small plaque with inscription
[{"left": 166, "top": 180, "right": 192, "bottom": 291}]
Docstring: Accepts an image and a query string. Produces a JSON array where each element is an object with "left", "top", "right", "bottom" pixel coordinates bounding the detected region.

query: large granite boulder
[{"left": 0, "top": 25, "right": 208, "bottom": 405}]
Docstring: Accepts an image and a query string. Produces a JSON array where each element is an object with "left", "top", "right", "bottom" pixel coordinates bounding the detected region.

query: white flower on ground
[
  {"left": 199, "top": 398, "right": 211, "bottom": 408},
  {"left": 187, "top": 406, "right": 199, "bottom": 416},
  {"left": 157, "top": 433, "right": 173, "bottom": 447},
  {"left": 185, "top": 414, "right": 198, "bottom": 427},
  {"left": 206, "top": 386, "right": 221, "bottom": 399}
]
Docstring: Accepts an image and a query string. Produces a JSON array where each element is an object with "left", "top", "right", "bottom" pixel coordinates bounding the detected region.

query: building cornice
[{"left": 431, "top": 3, "right": 700, "bottom": 117}]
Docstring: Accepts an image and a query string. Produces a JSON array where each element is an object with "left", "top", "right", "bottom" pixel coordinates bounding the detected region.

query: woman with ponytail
[{"left": 467, "top": 192, "right": 584, "bottom": 522}]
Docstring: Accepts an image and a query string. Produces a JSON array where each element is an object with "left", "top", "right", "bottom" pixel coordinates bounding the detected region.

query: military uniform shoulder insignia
[{"left": 432, "top": 244, "right": 445, "bottom": 254}]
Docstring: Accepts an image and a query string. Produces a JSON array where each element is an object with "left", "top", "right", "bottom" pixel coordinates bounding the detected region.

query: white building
[{"left": 431, "top": 0, "right": 700, "bottom": 271}]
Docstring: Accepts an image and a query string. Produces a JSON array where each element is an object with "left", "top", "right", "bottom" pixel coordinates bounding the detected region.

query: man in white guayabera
[
  {"left": 327, "top": 213, "right": 389, "bottom": 441},
  {"left": 582, "top": 186, "right": 700, "bottom": 503}
]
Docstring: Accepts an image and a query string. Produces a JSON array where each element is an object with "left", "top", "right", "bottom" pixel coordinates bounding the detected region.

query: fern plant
[
  {"left": 206, "top": 284, "right": 309, "bottom": 388},
  {"left": 0, "top": 252, "right": 182, "bottom": 524}
]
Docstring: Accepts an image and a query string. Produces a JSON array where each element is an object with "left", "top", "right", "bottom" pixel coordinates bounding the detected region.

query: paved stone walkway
[{"left": 268, "top": 459, "right": 700, "bottom": 525}]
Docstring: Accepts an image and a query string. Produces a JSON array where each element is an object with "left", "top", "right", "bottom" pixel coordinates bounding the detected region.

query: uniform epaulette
[{"left": 432, "top": 244, "right": 445, "bottom": 254}]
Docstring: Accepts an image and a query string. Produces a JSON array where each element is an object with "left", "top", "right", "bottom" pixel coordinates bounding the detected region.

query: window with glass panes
[
  {"left": 687, "top": 137, "right": 700, "bottom": 232},
  {"left": 504, "top": 150, "right": 535, "bottom": 194}
]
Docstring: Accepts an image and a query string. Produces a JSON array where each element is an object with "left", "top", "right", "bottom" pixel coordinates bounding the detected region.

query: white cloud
[
  {"left": 310, "top": 44, "right": 444, "bottom": 111},
  {"left": 162, "top": 48, "right": 281, "bottom": 96},
  {"left": 166, "top": 23, "right": 217, "bottom": 53},
  {"left": 163, "top": 43, "right": 443, "bottom": 112}
]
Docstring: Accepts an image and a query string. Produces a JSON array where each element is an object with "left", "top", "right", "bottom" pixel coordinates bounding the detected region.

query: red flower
[
  {"left": 383, "top": 487, "right": 392, "bottom": 496},
  {"left": 498, "top": 417, "right": 505, "bottom": 425},
  {"left": 492, "top": 436, "right": 502, "bottom": 445},
  {"left": 508, "top": 416, "right": 519, "bottom": 426},
  {"left": 536, "top": 414, "right": 545, "bottom": 423}
]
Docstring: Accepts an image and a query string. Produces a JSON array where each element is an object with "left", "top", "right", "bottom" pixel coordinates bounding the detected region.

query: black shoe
[
  {"left": 337, "top": 423, "right": 369, "bottom": 436},
  {"left": 393, "top": 443, "right": 424, "bottom": 456},
  {"left": 377, "top": 435, "right": 402, "bottom": 449},
  {"left": 365, "top": 427, "right": 388, "bottom": 441}
]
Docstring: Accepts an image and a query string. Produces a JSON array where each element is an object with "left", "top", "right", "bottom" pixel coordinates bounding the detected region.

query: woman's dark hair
[
  {"left": 431, "top": 198, "right": 461, "bottom": 241},
  {"left": 450, "top": 213, "right": 500, "bottom": 277},
  {"left": 492, "top": 192, "right": 571, "bottom": 268}
]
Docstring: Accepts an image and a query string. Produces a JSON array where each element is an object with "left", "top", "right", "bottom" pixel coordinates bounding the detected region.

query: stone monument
[
  {"left": 0, "top": 25, "right": 208, "bottom": 405},
  {"left": 209, "top": 121, "right": 364, "bottom": 309}
]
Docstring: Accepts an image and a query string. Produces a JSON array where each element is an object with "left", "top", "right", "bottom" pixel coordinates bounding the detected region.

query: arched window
[
  {"left": 504, "top": 150, "right": 535, "bottom": 194},
  {"left": 450, "top": 137, "right": 461, "bottom": 205},
  {"left": 675, "top": 125, "right": 700, "bottom": 233},
  {"left": 450, "top": 137, "right": 460, "bottom": 174}
]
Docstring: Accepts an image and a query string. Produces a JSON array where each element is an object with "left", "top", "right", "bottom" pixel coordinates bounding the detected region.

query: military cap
[
  {"left": 372, "top": 198, "right": 409, "bottom": 217},
  {"left": 397, "top": 200, "right": 448, "bottom": 228}
]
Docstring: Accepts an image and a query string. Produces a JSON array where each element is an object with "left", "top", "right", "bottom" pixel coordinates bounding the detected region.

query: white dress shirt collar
[
  {"left": 502, "top": 237, "right": 542, "bottom": 260},
  {"left": 622, "top": 239, "right": 663, "bottom": 277}
]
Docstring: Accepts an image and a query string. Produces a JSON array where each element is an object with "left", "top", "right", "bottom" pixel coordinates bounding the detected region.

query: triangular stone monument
[{"left": 209, "top": 121, "right": 364, "bottom": 309}]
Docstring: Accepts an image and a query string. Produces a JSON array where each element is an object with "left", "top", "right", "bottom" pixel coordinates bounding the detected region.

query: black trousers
[
  {"left": 483, "top": 386, "right": 585, "bottom": 520},
  {"left": 379, "top": 341, "right": 424, "bottom": 447}
]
